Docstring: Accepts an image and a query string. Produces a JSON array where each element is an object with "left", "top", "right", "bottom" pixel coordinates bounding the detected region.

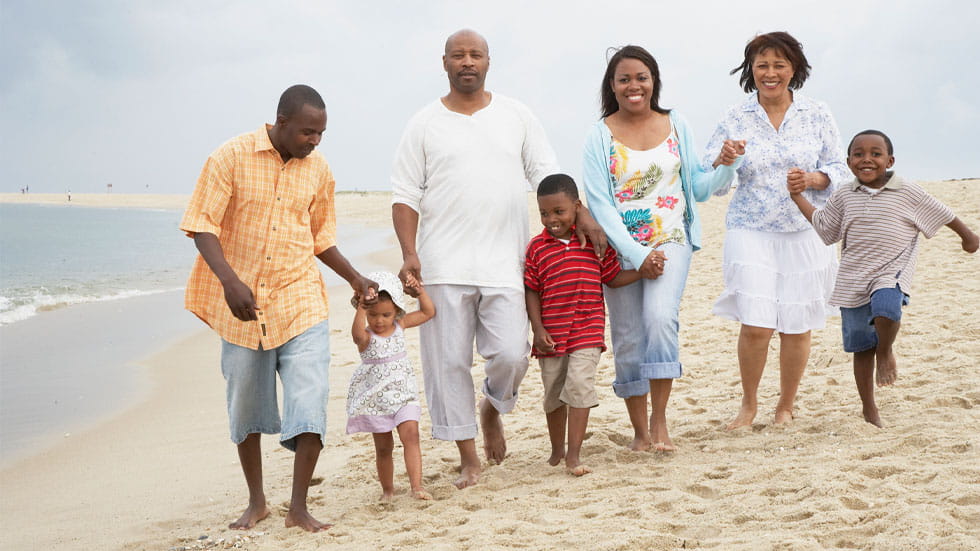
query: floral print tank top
[{"left": 609, "top": 124, "right": 687, "bottom": 248}]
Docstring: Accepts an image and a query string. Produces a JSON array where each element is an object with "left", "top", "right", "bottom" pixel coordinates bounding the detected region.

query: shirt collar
[
  {"left": 850, "top": 172, "right": 904, "bottom": 191},
  {"left": 537, "top": 227, "right": 576, "bottom": 244},
  {"left": 254, "top": 124, "right": 277, "bottom": 154}
]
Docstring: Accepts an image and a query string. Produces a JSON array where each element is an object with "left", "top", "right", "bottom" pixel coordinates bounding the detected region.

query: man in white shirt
[{"left": 391, "top": 29, "right": 603, "bottom": 488}]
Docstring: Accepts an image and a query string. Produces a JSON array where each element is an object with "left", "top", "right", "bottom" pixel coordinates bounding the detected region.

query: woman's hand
[
  {"left": 714, "top": 139, "right": 746, "bottom": 167},
  {"left": 574, "top": 206, "right": 608, "bottom": 257},
  {"left": 638, "top": 249, "right": 667, "bottom": 279},
  {"left": 787, "top": 168, "right": 830, "bottom": 191}
]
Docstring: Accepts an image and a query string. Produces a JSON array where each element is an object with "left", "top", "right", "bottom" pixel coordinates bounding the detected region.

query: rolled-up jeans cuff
[
  {"left": 641, "top": 361, "right": 682, "bottom": 380},
  {"left": 612, "top": 378, "right": 651, "bottom": 399}
]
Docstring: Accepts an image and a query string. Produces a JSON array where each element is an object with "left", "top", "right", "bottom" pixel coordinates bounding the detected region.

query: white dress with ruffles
[{"left": 346, "top": 323, "right": 422, "bottom": 434}]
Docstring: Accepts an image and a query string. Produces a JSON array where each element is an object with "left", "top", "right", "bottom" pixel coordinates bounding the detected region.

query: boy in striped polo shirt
[
  {"left": 788, "top": 130, "right": 978, "bottom": 427},
  {"left": 525, "top": 174, "right": 640, "bottom": 474}
]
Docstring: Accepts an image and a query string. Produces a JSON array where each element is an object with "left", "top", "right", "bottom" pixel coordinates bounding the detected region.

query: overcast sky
[{"left": 2, "top": 0, "right": 978, "bottom": 194}]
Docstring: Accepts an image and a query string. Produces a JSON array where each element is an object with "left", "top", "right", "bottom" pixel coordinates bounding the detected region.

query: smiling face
[
  {"left": 610, "top": 57, "right": 655, "bottom": 116},
  {"left": 365, "top": 297, "right": 399, "bottom": 336},
  {"left": 752, "top": 48, "right": 795, "bottom": 103},
  {"left": 848, "top": 134, "right": 895, "bottom": 188},
  {"left": 276, "top": 103, "right": 326, "bottom": 161},
  {"left": 538, "top": 192, "right": 579, "bottom": 240},
  {"left": 443, "top": 31, "right": 490, "bottom": 94}
]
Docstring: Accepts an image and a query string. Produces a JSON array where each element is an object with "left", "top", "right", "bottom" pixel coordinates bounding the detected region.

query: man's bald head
[{"left": 444, "top": 29, "right": 489, "bottom": 56}]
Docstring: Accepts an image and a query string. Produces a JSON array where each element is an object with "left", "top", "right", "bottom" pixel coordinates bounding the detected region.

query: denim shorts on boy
[
  {"left": 538, "top": 347, "right": 602, "bottom": 412},
  {"left": 220, "top": 320, "right": 330, "bottom": 450},
  {"left": 840, "top": 286, "right": 909, "bottom": 353}
]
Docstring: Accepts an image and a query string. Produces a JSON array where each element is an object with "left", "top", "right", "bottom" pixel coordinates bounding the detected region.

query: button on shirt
[
  {"left": 181, "top": 125, "right": 337, "bottom": 350},
  {"left": 809, "top": 174, "right": 954, "bottom": 308},
  {"left": 704, "top": 93, "right": 850, "bottom": 233}
]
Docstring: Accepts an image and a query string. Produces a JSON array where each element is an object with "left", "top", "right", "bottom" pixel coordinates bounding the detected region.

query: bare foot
[
  {"left": 627, "top": 436, "right": 652, "bottom": 452},
  {"left": 379, "top": 490, "right": 394, "bottom": 502},
  {"left": 229, "top": 502, "right": 270, "bottom": 530},
  {"left": 480, "top": 399, "right": 507, "bottom": 464},
  {"left": 875, "top": 351, "right": 898, "bottom": 387},
  {"left": 650, "top": 418, "right": 674, "bottom": 452},
  {"left": 454, "top": 462, "right": 481, "bottom": 489},
  {"left": 412, "top": 488, "right": 433, "bottom": 500},
  {"left": 726, "top": 405, "right": 756, "bottom": 431},
  {"left": 547, "top": 449, "right": 565, "bottom": 466},
  {"left": 284, "top": 507, "right": 332, "bottom": 532},
  {"left": 774, "top": 408, "right": 794, "bottom": 425},
  {"left": 863, "top": 407, "right": 883, "bottom": 428},
  {"left": 566, "top": 463, "right": 592, "bottom": 476}
]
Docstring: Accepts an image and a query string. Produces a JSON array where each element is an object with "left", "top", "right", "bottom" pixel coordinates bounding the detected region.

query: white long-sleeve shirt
[{"left": 391, "top": 94, "right": 559, "bottom": 290}]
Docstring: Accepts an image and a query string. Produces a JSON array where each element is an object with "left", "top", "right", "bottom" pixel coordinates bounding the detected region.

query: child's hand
[
  {"left": 962, "top": 231, "right": 979, "bottom": 253},
  {"left": 532, "top": 329, "right": 556, "bottom": 355},
  {"left": 786, "top": 168, "right": 808, "bottom": 195},
  {"left": 403, "top": 273, "right": 424, "bottom": 294}
]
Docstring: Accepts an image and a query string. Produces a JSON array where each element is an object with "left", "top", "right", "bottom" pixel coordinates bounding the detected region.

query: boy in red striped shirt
[{"left": 525, "top": 174, "right": 640, "bottom": 475}]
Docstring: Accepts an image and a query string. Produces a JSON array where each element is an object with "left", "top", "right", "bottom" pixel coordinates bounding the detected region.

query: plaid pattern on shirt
[{"left": 181, "top": 125, "right": 337, "bottom": 350}]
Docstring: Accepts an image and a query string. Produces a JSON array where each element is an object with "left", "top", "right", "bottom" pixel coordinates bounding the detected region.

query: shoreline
[{"left": 1, "top": 182, "right": 978, "bottom": 550}]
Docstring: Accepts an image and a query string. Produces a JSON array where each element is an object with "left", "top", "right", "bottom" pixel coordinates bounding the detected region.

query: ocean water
[
  {"left": 0, "top": 203, "right": 191, "bottom": 325},
  {"left": 0, "top": 202, "right": 395, "bottom": 465}
]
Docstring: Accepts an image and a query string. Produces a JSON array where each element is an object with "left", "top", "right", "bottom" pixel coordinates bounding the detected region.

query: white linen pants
[{"left": 420, "top": 284, "right": 530, "bottom": 441}]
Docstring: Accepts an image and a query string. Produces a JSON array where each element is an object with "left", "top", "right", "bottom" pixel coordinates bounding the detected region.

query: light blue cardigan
[{"left": 583, "top": 111, "right": 740, "bottom": 269}]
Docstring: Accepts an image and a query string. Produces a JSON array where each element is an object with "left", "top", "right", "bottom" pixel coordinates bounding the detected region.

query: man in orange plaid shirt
[{"left": 181, "top": 85, "right": 376, "bottom": 532}]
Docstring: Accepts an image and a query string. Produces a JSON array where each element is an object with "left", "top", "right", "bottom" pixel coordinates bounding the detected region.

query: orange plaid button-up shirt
[{"left": 181, "top": 125, "right": 336, "bottom": 350}]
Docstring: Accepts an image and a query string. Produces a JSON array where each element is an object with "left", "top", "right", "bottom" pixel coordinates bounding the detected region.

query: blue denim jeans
[
  {"left": 604, "top": 242, "right": 692, "bottom": 398},
  {"left": 839, "top": 286, "right": 908, "bottom": 353},
  {"left": 220, "top": 320, "right": 330, "bottom": 450}
]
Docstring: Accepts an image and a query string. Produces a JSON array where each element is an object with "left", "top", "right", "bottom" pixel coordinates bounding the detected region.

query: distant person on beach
[
  {"left": 346, "top": 271, "right": 435, "bottom": 501},
  {"left": 181, "top": 84, "right": 377, "bottom": 532},
  {"left": 706, "top": 31, "right": 850, "bottom": 430},
  {"left": 788, "top": 130, "right": 979, "bottom": 427},
  {"left": 583, "top": 45, "right": 741, "bottom": 452},
  {"left": 525, "top": 174, "right": 640, "bottom": 476},
  {"left": 391, "top": 28, "right": 606, "bottom": 489}
]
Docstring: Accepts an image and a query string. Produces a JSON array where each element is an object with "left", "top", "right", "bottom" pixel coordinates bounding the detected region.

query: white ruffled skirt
[{"left": 713, "top": 228, "right": 838, "bottom": 334}]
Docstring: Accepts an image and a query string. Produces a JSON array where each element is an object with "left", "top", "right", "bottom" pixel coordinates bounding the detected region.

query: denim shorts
[
  {"left": 220, "top": 320, "right": 330, "bottom": 450},
  {"left": 840, "top": 286, "right": 908, "bottom": 353}
]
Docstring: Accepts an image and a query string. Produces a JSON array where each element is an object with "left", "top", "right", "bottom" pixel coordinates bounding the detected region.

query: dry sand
[{"left": 1, "top": 182, "right": 978, "bottom": 550}]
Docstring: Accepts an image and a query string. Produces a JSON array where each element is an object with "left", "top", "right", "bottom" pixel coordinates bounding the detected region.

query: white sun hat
[{"left": 351, "top": 270, "right": 407, "bottom": 312}]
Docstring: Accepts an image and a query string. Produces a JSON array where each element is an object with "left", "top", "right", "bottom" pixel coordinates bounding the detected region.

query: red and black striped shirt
[{"left": 524, "top": 229, "right": 621, "bottom": 357}]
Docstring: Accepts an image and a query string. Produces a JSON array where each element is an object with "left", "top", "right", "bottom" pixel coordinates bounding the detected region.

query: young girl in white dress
[{"left": 346, "top": 271, "right": 435, "bottom": 500}]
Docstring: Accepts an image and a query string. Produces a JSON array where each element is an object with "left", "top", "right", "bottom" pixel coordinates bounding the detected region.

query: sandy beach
[{"left": 1, "top": 182, "right": 978, "bottom": 550}]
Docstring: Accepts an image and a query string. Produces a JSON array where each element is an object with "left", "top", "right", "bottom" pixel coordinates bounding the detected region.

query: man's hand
[
  {"left": 352, "top": 275, "right": 379, "bottom": 307},
  {"left": 399, "top": 254, "right": 422, "bottom": 297},
  {"left": 223, "top": 278, "right": 258, "bottom": 321}
]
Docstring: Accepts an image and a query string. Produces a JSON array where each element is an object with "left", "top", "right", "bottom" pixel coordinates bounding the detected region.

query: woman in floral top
[
  {"left": 583, "top": 45, "right": 742, "bottom": 452},
  {"left": 704, "top": 32, "right": 849, "bottom": 430}
]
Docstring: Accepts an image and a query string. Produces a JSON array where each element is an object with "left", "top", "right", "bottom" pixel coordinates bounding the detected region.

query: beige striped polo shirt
[{"left": 810, "top": 173, "right": 954, "bottom": 308}]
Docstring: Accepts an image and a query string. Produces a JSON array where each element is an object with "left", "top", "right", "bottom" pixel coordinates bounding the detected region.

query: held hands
[
  {"left": 399, "top": 254, "right": 422, "bottom": 298},
  {"left": 223, "top": 278, "right": 259, "bottom": 321},
  {"left": 351, "top": 275, "right": 379, "bottom": 308},
  {"left": 786, "top": 167, "right": 809, "bottom": 195},
  {"left": 715, "top": 139, "right": 746, "bottom": 166},
  {"left": 639, "top": 249, "right": 667, "bottom": 279}
]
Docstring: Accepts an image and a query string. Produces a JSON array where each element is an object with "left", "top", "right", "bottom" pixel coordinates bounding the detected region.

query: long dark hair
[{"left": 600, "top": 45, "right": 669, "bottom": 118}]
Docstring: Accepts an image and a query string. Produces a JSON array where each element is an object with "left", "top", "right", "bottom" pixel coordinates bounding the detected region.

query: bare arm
[
  {"left": 400, "top": 278, "right": 436, "bottom": 329},
  {"left": 573, "top": 205, "right": 608, "bottom": 258},
  {"left": 787, "top": 180, "right": 817, "bottom": 222},
  {"left": 193, "top": 232, "right": 258, "bottom": 321},
  {"left": 525, "top": 288, "right": 555, "bottom": 354},
  {"left": 316, "top": 246, "right": 378, "bottom": 304},
  {"left": 947, "top": 216, "right": 980, "bottom": 253},
  {"left": 351, "top": 304, "right": 370, "bottom": 353},
  {"left": 392, "top": 203, "right": 422, "bottom": 296},
  {"left": 606, "top": 268, "right": 642, "bottom": 288}
]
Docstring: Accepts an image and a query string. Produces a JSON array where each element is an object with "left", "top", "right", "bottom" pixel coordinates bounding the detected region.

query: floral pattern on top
[
  {"left": 609, "top": 129, "right": 687, "bottom": 249},
  {"left": 703, "top": 92, "right": 849, "bottom": 233}
]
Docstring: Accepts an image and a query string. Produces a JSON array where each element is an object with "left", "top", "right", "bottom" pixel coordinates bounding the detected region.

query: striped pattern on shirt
[
  {"left": 810, "top": 174, "right": 953, "bottom": 308},
  {"left": 180, "top": 125, "right": 337, "bottom": 350},
  {"left": 524, "top": 229, "right": 621, "bottom": 357}
]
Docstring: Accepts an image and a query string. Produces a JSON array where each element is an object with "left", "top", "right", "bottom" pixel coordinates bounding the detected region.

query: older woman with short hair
[{"left": 705, "top": 31, "right": 850, "bottom": 429}]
